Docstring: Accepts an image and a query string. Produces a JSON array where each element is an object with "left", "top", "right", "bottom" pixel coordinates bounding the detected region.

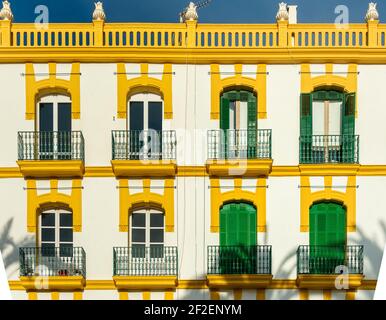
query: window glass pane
[
  {"left": 58, "top": 103, "right": 72, "bottom": 132},
  {"left": 41, "top": 243, "right": 55, "bottom": 257},
  {"left": 59, "top": 243, "right": 73, "bottom": 258},
  {"left": 229, "top": 101, "right": 235, "bottom": 129},
  {"left": 132, "top": 244, "right": 146, "bottom": 258},
  {"left": 41, "top": 213, "right": 55, "bottom": 226},
  {"left": 132, "top": 213, "right": 146, "bottom": 227},
  {"left": 60, "top": 228, "right": 73, "bottom": 242},
  {"left": 150, "top": 244, "right": 164, "bottom": 258},
  {"left": 150, "top": 214, "right": 164, "bottom": 227},
  {"left": 130, "top": 101, "right": 144, "bottom": 131},
  {"left": 150, "top": 229, "right": 164, "bottom": 243},
  {"left": 132, "top": 228, "right": 146, "bottom": 243},
  {"left": 60, "top": 213, "right": 73, "bottom": 227},
  {"left": 41, "top": 228, "right": 55, "bottom": 242},
  {"left": 148, "top": 102, "right": 163, "bottom": 131},
  {"left": 39, "top": 103, "right": 53, "bottom": 132}
]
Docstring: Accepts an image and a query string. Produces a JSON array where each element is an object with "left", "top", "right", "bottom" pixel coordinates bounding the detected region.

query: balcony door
[
  {"left": 300, "top": 91, "right": 356, "bottom": 163},
  {"left": 220, "top": 90, "right": 257, "bottom": 159},
  {"left": 309, "top": 202, "right": 346, "bottom": 274},
  {"left": 219, "top": 202, "right": 257, "bottom": 274},
  {"left": 127, "top": 93, "right": 163, "bottom": 160},
  {"left": 37, "top": 95, "right": 72, "bottom": 160}
]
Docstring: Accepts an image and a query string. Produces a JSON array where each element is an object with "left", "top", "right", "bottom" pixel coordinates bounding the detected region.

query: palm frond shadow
[{"left": 0, "top": 218, "right": 34, "bottom": 276}]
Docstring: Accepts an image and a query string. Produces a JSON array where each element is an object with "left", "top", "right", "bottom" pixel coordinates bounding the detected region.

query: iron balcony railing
[
  {"left": 207, "top": 129, "right": 272, "bottom": 160},
  {"left": 112, "top": 130, "right": 177, "bottom": 160},
  {"left": 18, "top": 131, "right": 85, "bottom": 161},
  {"left": 19, "top": 247, "right": 86, "bottom": 277},
  {"left": 299, "top": 135, "right": 359, "bottom": 164},
  {"left": 297, "top": 245, "right": 364, "bottom": 275},
  {"left": 207, "top": 245, "right": 272, "bottom": 275},
  {"left": 113, "top": 246, "right": 178, "bottom": 276}
]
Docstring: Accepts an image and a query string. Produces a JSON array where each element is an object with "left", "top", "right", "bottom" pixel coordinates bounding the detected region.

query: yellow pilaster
[
  {"left": 367, "top": 20, "right": 379, "bottom": 47},
  {"left": 0, "top": 19, "right": 11, "bottom": 47},
  {"left": 256, "top": 289, "right": 265, "bottom": 300},
  {"left": 186, "top": 20, "right": 197, "bottom": 48},
  {"left": 93, "top": 20, "right": 105, "bottom": 47},
  {"left": 233, "top": 289, "right": 242, "bottom": 300},
  {"left": 277, "top": 20, "right": 288, "bottom": 47}
]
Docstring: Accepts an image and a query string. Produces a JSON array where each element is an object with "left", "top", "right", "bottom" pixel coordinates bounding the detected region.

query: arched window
[
  {"left": 300, "top": 90, "right": 357, "bottom": 163},
  {"left": 219, "top": 90, "right": 257, "bottom": 159},
  {"left": 130, "top": 208, "right": 164, "bottom": 258},
  {"left": 37, "top": 94, "right": 73, "bottom": 160},
  {"left": 39, "top": 208, "right": 73, "bottom": 257},
  {"left": 309, "top": 201, "right": 346, "bottom": 274},
  {"left": 127, "top": 93, "right": 163, "bottom": 160}
]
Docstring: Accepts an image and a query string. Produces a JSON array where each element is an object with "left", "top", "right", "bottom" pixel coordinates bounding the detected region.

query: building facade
[{"left": 0, "top": 1, "right": 385, "bottom": 300}]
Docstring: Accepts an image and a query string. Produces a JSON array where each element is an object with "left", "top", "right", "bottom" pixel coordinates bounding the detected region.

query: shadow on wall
[
  {"left": 0, "top": 218, "right": 34, "bottom": 278},
  {"left": 352, "top": 222, "right": 386, "bottom": 280}
]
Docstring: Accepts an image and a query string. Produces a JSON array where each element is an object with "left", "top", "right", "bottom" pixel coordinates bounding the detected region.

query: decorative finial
[
  {"left": 93, "top": 1, "right": 106, "bottom": 21},
  {"left": 276, "top": 2, "right": 289, "bottom": 22},
  {"left": 181, "top": 2, "right": 198, "bottom": 22},
  {"left": 365, "top": 2, "right": 379, "bottom": 22},
  {"left": 0, "top": 1, "right": 13, "bottom": 21}
]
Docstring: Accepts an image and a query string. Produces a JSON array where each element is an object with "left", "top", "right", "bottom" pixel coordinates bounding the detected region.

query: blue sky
[{"left": 9, "top": 0, "right": 385, "bottom": 23}]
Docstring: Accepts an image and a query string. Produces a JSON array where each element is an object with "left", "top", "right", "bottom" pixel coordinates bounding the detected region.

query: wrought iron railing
[
  {"left": 207, "top": 129, "right": 272, "bottom": 160},
  {"left": 113, "top": 246, "right": 178, "bottom": 276},
  {"left": 297, "top": 245, "right": 364, "bottom": 275},
  {"left": 18, "top": 131, "right": 85, "bottom": 161},
  {"left": 19, "top": 247, "right": 86, "bottom": 277},
  {"left": 299, "top": 135, "right": 359, "bottom": 164},
  {"left": 207, "top": 245, "right": 272, "bottom": 275},
  {"left": 112, "top": 130, "right": 177, "bottom": 160}
]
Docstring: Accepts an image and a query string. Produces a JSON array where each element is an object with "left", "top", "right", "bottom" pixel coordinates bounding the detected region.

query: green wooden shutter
[
  {"left": 309, "top": 202, "right": 346, "bottom": 274},
  {"left": 342, "top": 93, "right": 356, "bottom": 163},
  {"left": 300, "top": 93, "right": 312, "bottom": 163},
  {"left": 247, "top": 92, "right": 257, "bottom": 158},
  {"left": 220, "top": 93, "right": 230, "bottom": 130}
]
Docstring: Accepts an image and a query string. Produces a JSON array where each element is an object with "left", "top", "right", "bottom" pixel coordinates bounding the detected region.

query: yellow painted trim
[
  {"left": 206, "top": 159, "right": 273, "bottom": 177},
  {"left": 296, "top": 275, "right": 364, "bottom": 289},
  {"left": 142, "top": 291, "right": 151, "bottom": 300},
  {"left": 323, "top": 290, "right": 332, "bottom": 300},
  {"left": 299, "top": 164, "right": 360, "bottom": 176},
  {"left": 164, "top": 290, "right": 174, "bottom": 300},
  {"left": 177, "top": 166, "right": 208, "bottom": 177},
  {"left": 210, "top": 64, "right": 267, "bottom": 120},
  {"left": 117, "top": 63, "right": 173, "bottom": 119},
  {"left": 25, "top": 63, "right": 81, "bottom": 120},
  {"left": 256, "top": 289, "right": 266, "bottom": 300},
  {"left": 9, "top": 279, "right": 377, "bottom": 291},
  {"left": 73, "top": 291, "right": 83, "bottom": 300},
  {"left": 19, "top": 276, "right": 86, "bottom": 291},
  {"left": 233, "top": 289, "right": 242, "bottom": 300},
  {"left": 210, "top": 177, "right": 267, "bottom": 233},
  {"left": 210, "top": 290, "right": 220, "bottom": 300},
  {"left": 119, "top": 178, "right": 175, "bottom": 232},
  {"left": 28, "top": 292, "right": 38, "bottom": 300},
  {"left": 346, "top": 290, "right": 356, "bottom": 300},
  {"left": 17, "top": 160, "right": 85, "bottom": 178},
  {"left": 299, "top": 289, "right": 309, "bottom": 300},
  {"left": 206, "top": 275, "right": 273, "bottom": 289},
  {"left": 111, "top": 160, "right": 177, "bottom": 178},
  {"left": 119, "top": 291, "right": 129, "bottom": 300},
  {"left": 113, "top": 276, "right": 178, "bottom": 290},
  {"left": 4, "top": 164, "right": 386, "bottom": 179},
  {"left": 51, "top": 291, "right": 59, "bottom": 300},
  {"left": 27, "top": 179, "right": 82, "bottom": 233}
]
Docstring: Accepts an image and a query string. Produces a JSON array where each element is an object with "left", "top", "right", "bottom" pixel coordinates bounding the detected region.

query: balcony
[
  {"left": 206, "top": 245, "right": 273, "bottom": 289},
  {"left": 111, "top": 130, "right": 177, "bottom": 177},
  {"left": 299, "top": 135, "right": 359, "bottom": 164},
  {"left": 17, "top": 131, "right": 85, "bottom": 178},
  {"left": 206, "top": 129, "right": 273, "bottom": 177},
  {"left": 113, "top": 246, "right": 178, "bottom": 290},
  {"left": 19, "top": 247, "right": 86, "bottom": 291},
  {"left": 296, "top": 245, "right": 364, "bottom": 289}
]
